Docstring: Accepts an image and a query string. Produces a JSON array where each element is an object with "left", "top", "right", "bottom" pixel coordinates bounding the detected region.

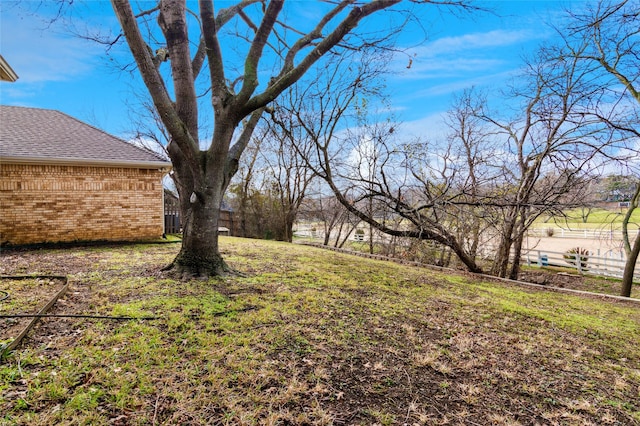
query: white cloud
[
  {"left": 397, "top": 58, "right": 506, "bottom": 81},
  {"left": 393, "top": 29, "right": 541, "bottom": 80},
  {"left": 393, "top": 111, "right": 448, "bottom": 143},
  {"left": 414, "top": 29, "right": 540, "bottom": 59},
  {"left": 0, "top": 8, "right": 98, "bottom": 84},
  {"left": 412, "top": 69, "right": 518, "bottom": 97}
]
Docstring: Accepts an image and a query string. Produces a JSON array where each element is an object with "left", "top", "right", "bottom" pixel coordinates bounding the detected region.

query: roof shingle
[{"left": 0, "top": 105, "right": 170, "bottom": 167}]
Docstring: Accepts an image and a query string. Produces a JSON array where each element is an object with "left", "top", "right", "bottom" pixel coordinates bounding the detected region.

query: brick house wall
[{"left": 0, "top": 163, "right": 166, "bottom": 245}]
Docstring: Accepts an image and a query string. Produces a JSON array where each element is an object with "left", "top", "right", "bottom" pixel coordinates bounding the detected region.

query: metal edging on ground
[{"left": 1, "top": 275, "right": 69, "bottom": 354}]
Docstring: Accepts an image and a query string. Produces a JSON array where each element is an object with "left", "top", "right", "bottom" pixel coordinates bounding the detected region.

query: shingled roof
[{"left": 0, "top": 105, "right": 171, "bottom": 168}]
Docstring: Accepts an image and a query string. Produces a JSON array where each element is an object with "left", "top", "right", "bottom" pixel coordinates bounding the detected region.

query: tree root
[{"left": 160, "top": 254, "right": 246, "bottom": 280}]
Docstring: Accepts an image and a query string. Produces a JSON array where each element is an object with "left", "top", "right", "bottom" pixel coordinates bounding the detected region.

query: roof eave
[
  {"left": 0, "top": 55, "right": 19, "bottom": 82},
  {"left": 0, "top": 155, "right": 172, "bottom": 171}
]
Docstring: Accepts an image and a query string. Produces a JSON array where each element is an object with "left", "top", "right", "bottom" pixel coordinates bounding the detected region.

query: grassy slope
[
  {"left": 1, "top": 238, "right": 639, "bottom": 425},
  {"left": 534, "top": 208, "right": 640, "bottom": 230}
]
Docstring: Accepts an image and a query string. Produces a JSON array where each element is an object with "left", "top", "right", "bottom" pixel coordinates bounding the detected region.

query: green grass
[
  {"left": 535, "top": 207, "right": 640, "bottom": 230},
  {"left": 1, "top": 238, "right": 639, "bottom": 425}
]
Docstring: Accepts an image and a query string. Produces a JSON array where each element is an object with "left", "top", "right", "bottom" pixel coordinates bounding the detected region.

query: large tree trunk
[
  {"left": 168, "top": 147, "right": 234, "bottom": 277},
  {"left": 509, "top": 230, "right": 525, "bottom": 280},
  {"left": 508, "top": 211, "right": 528, "bottom": 280},
  {"left": 446, "top": 239, "right": 482, "bottom": 273},
  {"left": 491, "top": 207, "right": 519, "bottom": 278},
  {"left": 164, "top": 111, "right": 241, "bottom": 277},
  {"left": 283, "top": 210, "right": 296, "bottom": 243},
  {"left": 491, "top": 230, "right": 513, "bottom": 278},
  {"left": 172, "top": 190, "right": 230, "bottom": 277},
  {"left": 468, "top": 218, "right": 481, "bottom": 261},
  {"left": 620, "top": 183, "right": 640, "bottom": 297},
  {"left": 620, "top": 230, "right": 640, "bottom": 298}
]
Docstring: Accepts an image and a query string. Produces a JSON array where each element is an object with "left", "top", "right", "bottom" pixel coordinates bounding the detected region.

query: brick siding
[{"left": 0, "top": 164, "right": 166, "bottom": 245}]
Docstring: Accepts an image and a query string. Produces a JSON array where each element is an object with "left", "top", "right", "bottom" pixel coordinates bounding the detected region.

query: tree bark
[
  {"left": 171, "top": 187, "right": 230, "bottom": 277},
  {"left": 491, "top": 214, "right": 516, "bottom": 278},
  {"left": 620, "top": 183, "right": 640, "bottom": 297},
  {"left": 283, "top": 210, "right": 296, "bottom": 243},
  {"left": 620, "top": 230, "right": 640, "bottom": 298},
  {"left": 509, "top": 229, "right": 524, "bottom": 280},
  {"left": 508, "top": 210, "right": 528, "bottom": 280}
]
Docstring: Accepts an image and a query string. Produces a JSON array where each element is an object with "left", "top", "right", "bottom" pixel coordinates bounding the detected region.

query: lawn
[
  {"left": 534, "top": 207, "right": 640, "bottom": 230},
  {"left": 1, "top": 238, "right": 639, "bottom": 425}
]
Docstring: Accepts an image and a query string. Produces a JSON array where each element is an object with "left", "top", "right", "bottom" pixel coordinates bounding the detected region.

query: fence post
[
  {"left": 576, "top": 252, "right": 582, "bottom": 274},
  {"left": 518, "top": 248, "right": 628, "bottom": 279}
]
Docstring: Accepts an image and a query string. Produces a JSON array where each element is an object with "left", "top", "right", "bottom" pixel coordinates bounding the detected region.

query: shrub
[
  {"left": 545, "top": 228, "right": 555, "bottom": 237},
  {"left": 398, "top": 239, "right": 442, "bottom": 265},
  {"left": 564, "top": 247, "right": 589, "bottom": 271}
]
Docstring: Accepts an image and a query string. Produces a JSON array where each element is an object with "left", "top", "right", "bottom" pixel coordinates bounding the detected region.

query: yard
[
  {"left": 1, "top": 238, "right": 639, "bottom": 425},
  {"left": 534, "top": 207, "right": 640, "bottom": 230}
]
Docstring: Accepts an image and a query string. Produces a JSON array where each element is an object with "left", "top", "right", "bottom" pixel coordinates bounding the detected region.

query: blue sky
[{"left": 0, "top": 1, "right": 580, "bottom": 142}]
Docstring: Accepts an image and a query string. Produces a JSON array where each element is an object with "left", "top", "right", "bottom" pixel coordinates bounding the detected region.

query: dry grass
[{"left": 1, "top": 237, "right": 639, "bottom": 425}]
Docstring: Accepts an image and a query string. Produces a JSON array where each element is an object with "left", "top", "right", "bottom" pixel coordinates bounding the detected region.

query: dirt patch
[
  {"left": 517, "top": 268, "right": 631, "bottom": 296},
  {"left": 518, "top": 270, "right": 583, "bottom": 287}
]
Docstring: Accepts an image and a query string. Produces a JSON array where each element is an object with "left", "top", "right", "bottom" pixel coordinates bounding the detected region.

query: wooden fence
[
  {"left": 164, "top": 211, "right": 181, "bottom": 234},
  {"left": 163, "top": 209, "right": 238, "bottom": 235}
]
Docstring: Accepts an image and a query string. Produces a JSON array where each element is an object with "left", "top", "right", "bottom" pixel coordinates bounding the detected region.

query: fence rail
[
  {"left": 294, "top": 222, "right": 638, "bottom": 281},
  {"left": 523, "top": 249, "right": 638, "bottom": 279},
  {"left": 527, "top": 228, "right": 632, "bottom": 240}
]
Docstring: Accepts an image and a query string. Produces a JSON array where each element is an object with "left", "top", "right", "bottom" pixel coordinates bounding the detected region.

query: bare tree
[
  {"left": 274, "top": 50, "right": 485, "bottom": 272},
  {"left": 261, "top": 95, "right": 317, "bottom": 243},
  {"left": 329, "top": 203, "right": 362, "bottom": 248},
  {"left": 439, "top": 89, "right": 499, "bottom": 263},
  {"left": 268, "top": 51, "right": 387, "bottom": 246},
  {"left": 620, "top": 182, "right": 640, "bottom": 296},
  {"left": 271, "top": 26, "right": 616, "bottom": 278},
  {"left": 227, "top": 130, "right": 264, "bottom": 238},
  {"left": 476, "top": 41, "right": 613, "bottom": 279},
  {"left": 298, "top": 186, "right": 361, "bottom": 247},
  {"left": 109, "top": 0, "right": 477, "bottom": 277},
  {"left": 564, "top": 0, "right": 640, "bottom": 296}
]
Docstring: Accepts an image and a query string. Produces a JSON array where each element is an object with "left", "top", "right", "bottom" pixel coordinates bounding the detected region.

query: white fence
[
  {"left": 523, "top": 249, "right": 638, "bottom": 279},
  {"left": 528, "top": 228, "right": 627, "bottom": 240},
  {"left": 294, "top": 222, "right": 638, "bottom": 281}
]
